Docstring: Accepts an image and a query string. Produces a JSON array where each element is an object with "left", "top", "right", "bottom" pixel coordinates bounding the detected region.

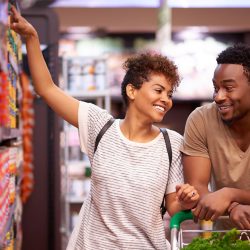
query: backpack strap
[
  {"left": 160, "top": 128, "right": 172, "bottom": 165},
  {"left": 94, "top": 117, "right": 115, "bottom": 153},
  {"left": 159, "top": 128, "right": 172, "bottom": 218}
]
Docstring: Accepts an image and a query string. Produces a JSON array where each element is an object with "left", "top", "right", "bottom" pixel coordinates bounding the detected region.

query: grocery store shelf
[
  {"left": 66, "top": 196, "right": 85, "bottom": 204},
  {"left": 0, "top": 127, "right": 22, "bottom": 143}
]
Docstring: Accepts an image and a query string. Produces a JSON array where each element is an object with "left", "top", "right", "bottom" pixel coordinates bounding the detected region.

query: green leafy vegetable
[{"left": 182, "top": 228, "right": 250, "bottom": 250}]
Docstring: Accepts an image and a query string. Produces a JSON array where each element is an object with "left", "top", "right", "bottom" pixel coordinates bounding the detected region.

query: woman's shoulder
[
  {"left": 79, "top": 101, "right": 113, "bottom": 125},
  {"left": 165, "top": 128, "right": 183, "bottom": 144}
]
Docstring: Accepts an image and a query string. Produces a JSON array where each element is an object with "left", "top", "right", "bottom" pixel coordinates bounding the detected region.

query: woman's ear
[{"left": 126, "top": 83, "right": 136, "bottom": 101}]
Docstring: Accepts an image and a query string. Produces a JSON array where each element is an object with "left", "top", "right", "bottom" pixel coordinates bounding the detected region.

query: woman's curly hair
[
  {"left": 216, "top": 43, "right": 250, "bottom": 82},
  {"left": 121, "top": 52, "right": 181, "bottom": 106}
]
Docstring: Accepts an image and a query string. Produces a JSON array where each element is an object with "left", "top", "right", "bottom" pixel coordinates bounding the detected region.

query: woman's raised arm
[{"left": 10, "top": 5, "right": 79, "bottom": 127}]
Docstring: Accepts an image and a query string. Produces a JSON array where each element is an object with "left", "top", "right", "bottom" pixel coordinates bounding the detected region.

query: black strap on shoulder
[
  {"left": 94, "top": 118, "right": 115, "bottom": 153},
  {"left": 160, "top": 128, "right": 172, "bottom": 218},
  {"left": 160, "top": 128, "right": 172, "bottom": 166}
]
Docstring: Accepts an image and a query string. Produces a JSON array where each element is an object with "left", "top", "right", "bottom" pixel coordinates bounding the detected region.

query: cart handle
[{"left": 170, "top": 210, "right": 193, "bottom": 230}]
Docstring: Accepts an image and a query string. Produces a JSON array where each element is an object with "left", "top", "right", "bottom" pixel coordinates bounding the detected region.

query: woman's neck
[{"left": 120, "top": 115, "right": 160, "bottom": 143}]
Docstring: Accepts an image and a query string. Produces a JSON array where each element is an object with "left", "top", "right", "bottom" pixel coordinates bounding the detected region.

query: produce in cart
[
  {"left": 183, "top": 228, "right": 250, "bottom": 250},
  {"left": 170, "top": 211, "right": 250, "bottom": 250}
]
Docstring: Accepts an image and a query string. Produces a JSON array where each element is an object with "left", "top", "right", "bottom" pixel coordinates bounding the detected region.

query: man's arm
[
  {"left": 229, "top": 204, "right": 250, "bottom": 229},
  {"left": 183, "top": 155, "right": 211, "bottom": 196},
  {"left": 183, "top": 155, "right": 234, "bottom": 221},
  {"left": 224, "top": 188, "right": 250, "bottom": 205},
  {"left": 184, "top": 155, "right": 250, "bottom": 195}
]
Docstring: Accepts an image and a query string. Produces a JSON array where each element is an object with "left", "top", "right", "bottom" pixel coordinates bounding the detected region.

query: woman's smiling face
[{"left": 129, "top": 73, "right": 173, "bottom": 123}]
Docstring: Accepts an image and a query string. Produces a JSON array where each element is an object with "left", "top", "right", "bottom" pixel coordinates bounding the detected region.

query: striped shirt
[{"left": 67, "top": 102, "right": 184, "bottom": 250}]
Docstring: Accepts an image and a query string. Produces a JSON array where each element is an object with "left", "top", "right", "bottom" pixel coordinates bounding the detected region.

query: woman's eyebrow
[{"left": 152, "top": 83, "right": 165, "bottom": 89}]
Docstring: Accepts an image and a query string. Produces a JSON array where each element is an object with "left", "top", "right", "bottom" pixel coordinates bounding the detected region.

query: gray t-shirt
[{"left": 67, "top": 101, "right": 184, "bottom": 250}]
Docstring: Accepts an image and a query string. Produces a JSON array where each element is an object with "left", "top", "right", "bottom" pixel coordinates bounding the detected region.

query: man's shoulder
[
  {"left": 195, "top": 101, "right": 216, "bottom": 113},
  {"left": 190, "top": 102, "right": 217, "bottom": 120}
]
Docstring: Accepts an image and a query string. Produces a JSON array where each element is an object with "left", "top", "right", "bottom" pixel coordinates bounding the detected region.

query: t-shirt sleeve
[
  {"left": 78, "top": 101, "right": 113, "bottom": 159},
  {"left": 180, "top": 108, "right": 209, "bottom": 158},
  {"left": 166, "top": 131, "right": 184, "bottom": 194}
]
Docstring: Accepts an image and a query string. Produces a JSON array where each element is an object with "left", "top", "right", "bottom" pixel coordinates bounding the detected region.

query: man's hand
[
  {"left": 229, "top": 204, "right": 250, "bottom": 229},
  {"left": 192, "top": 188, "right": 232, "bottom": 221}
]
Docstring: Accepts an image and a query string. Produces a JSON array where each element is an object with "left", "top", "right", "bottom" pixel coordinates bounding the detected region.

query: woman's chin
[{"left": 153, "top": 116, "right": 164, "bottom": 124}]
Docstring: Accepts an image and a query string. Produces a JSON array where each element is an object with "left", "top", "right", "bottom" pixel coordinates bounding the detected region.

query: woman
[{"left": 10, "top": 6, "right": 199, "bottom": 250}]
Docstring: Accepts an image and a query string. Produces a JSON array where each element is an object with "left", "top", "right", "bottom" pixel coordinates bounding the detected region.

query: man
[{"left": 181, "top": 44, "right": 250, "bottom": 229}]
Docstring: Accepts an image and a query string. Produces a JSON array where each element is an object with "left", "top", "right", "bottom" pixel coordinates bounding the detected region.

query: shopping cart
[{"left": 170, "top": 210, "right": 250, "bottom": 250}]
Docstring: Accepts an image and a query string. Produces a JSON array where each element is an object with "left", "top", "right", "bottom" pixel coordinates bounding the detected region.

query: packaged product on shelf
[
  {"left": 20, "top": 72, "right": 35, "bottom": 203},
  {"left": 0, "top": 145, "right": 21, "bottom": 249},
  {"left": 83, "top": 166, "right": 91, "bottom": 198},
  {"left": 64, "top": 57, "right": 107, "bottom": 92},
  {"left": 70, "top": 212, "right": 79, "bottom": 232},
  {"left": 69, "top": 179, "right": 85, "bottom": 198},
  {"left": 0, "top": 147, "right": 10, "bottom": 241},
  {"left": 6, "top": 17, "right": 23, "bottom": 129},
  {"left": 8, "top": 147, "right": 18, "bottom": 205},
  {"left": 68, "top": 59, "right": 82, "bottom": 91},
  {"left": 69, "top": 146, "right": 82, "bottom": 161},
  {"left": 94, "top": 59, "right": 106, "bottom": 90},
  {"left": 0, "top": 1, "right": 8, "bottom": 72},
  {"left": 82, "top": 62, "right": 96, "bottom": 91},
  {"left": 68, "top": 165, "right": 91, "bottom": 201},
  {"left": 67, "top": 125, "right": 83, "bottom": 161},
  {"left": 0, "top": 72, "right": 10, "bottom": 127},
  {"left": 68, "top": 162, "right": 85, "bottom": 176}
]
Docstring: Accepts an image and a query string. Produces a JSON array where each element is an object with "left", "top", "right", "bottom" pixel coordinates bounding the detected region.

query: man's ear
[{"left": 126, "top": 83, "right": 136, "bottom": 101}]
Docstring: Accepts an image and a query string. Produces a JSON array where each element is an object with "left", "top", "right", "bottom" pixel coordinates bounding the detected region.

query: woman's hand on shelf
[{"left": 10, "top": 5, "right": 38, "bottom": 40}]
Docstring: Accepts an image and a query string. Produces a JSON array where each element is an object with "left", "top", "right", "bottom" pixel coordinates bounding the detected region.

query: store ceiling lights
[
  {"left": 50, "top": 0, "right": 250, "bottom": 8},
  {"left": 168, "top": 0, "right": 250, "bottom": 8},
  {"left": 50, "top": 0, "right": 160, "bottom": 8},
  {"left": 60, "top": 26, "right": 106, "bottom": 40}
]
